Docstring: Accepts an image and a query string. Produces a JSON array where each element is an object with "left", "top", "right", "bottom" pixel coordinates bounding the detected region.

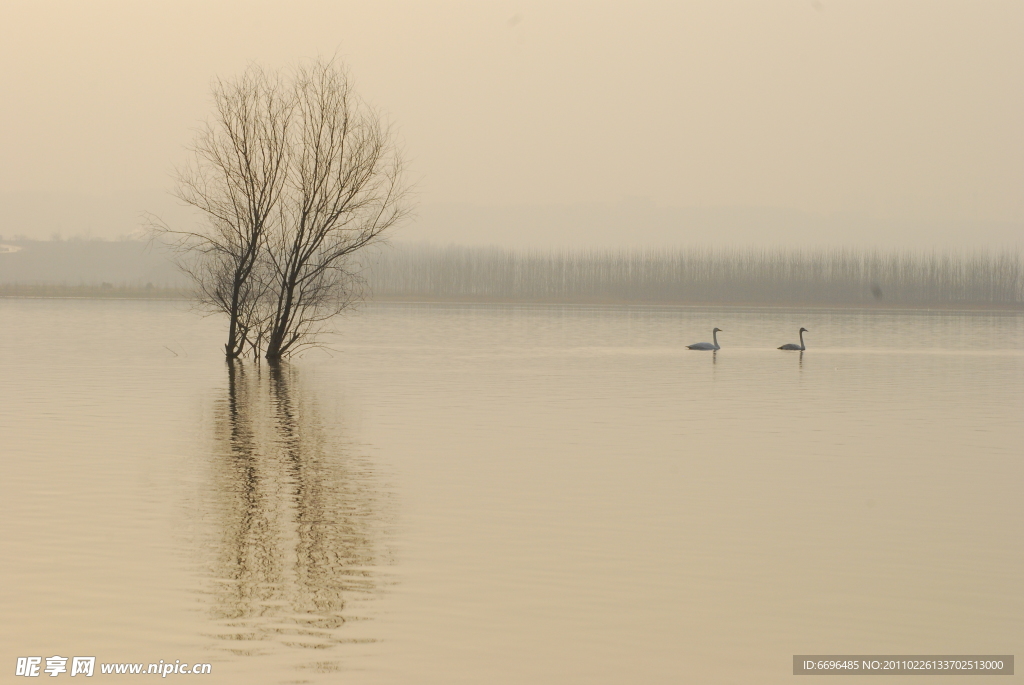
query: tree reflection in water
[{"left": 203, "top": 361, "right": 391, "bottom": 657}]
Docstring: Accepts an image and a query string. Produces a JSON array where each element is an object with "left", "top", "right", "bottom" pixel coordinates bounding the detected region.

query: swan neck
[
  {"left": 799, "top": 329, "right": 805, "bottom": 350},
  {"left": 712, "top": 329, "right": 719, "bottom": 349}
]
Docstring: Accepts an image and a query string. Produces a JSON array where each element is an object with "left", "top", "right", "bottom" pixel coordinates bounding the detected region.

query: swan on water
[
  {"left": 687, "top": 328, "right": 722, "bottom": 351},
  {"left": 779, "top": 327, "right": 808, "bottom": 350}
]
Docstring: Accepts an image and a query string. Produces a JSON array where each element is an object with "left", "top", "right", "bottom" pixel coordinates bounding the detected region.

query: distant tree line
[
  {"left": 364, "top": 244, "right": 1024, "bottom": 308},
  {"left": 0, "top": 239, "right": 185, "bottom": 287},
  {"left": 4, "top": 240, "right": 1020, "bottom": 308}
]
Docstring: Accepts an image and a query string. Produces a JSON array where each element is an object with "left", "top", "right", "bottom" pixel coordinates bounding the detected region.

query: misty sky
[{"left": 0, "top": 0, "right": 1021, "bottom": 247}]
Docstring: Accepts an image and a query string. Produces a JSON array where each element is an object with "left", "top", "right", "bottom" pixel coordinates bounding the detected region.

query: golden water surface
[{"left": 1, "top": 300, "right": 1021, "bottom": 683}]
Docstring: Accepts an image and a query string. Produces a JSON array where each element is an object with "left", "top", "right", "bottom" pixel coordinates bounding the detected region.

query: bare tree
[
  {"left": 261, "top": 62, "right": 408, "bottom": 359},
  {"left": 156, "top": 66, "right": 291, "bottom": 359},
  {"left": 157, "top": 59, "right": 407, "bottom": 360}
]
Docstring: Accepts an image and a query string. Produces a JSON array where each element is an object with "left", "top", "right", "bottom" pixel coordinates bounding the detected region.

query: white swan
[
  {"left": 778, "top": 327, "right": 808, "bottom": 351},
  {"left": 687, "top": 328, "right": 722, "bottom": 351}
]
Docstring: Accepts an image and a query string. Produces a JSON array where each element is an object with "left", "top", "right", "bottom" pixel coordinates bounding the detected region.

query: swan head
[
  {"left": 713, "top": 327, "right": 722, "bottom": 332},
  {"left": 799, "top": 327, "right": 808, "bottom": 333}
]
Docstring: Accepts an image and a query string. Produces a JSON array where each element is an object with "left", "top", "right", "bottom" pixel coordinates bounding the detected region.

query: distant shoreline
[
  {"left": 3, "top": 240, "right": 1021, "bottom": 309},
  {"left": 2, "top": 285, "right": 1021, "bottom": 312},
  {"left": 0, "top": 284, "right": 189, "bottom": 300}
]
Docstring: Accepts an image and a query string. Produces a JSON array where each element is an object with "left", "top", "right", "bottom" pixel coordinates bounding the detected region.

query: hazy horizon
[
  {"left": 1, "top": 1, "right": 1021, "bottom": 249},
  {"left": 1, "top": 191, "right": 1021, "bottom": 250}
]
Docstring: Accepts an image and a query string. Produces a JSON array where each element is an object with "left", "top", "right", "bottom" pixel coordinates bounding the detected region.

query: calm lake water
[{"left": 1, "top": 299, "right": 1022, "bottom": 683}]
